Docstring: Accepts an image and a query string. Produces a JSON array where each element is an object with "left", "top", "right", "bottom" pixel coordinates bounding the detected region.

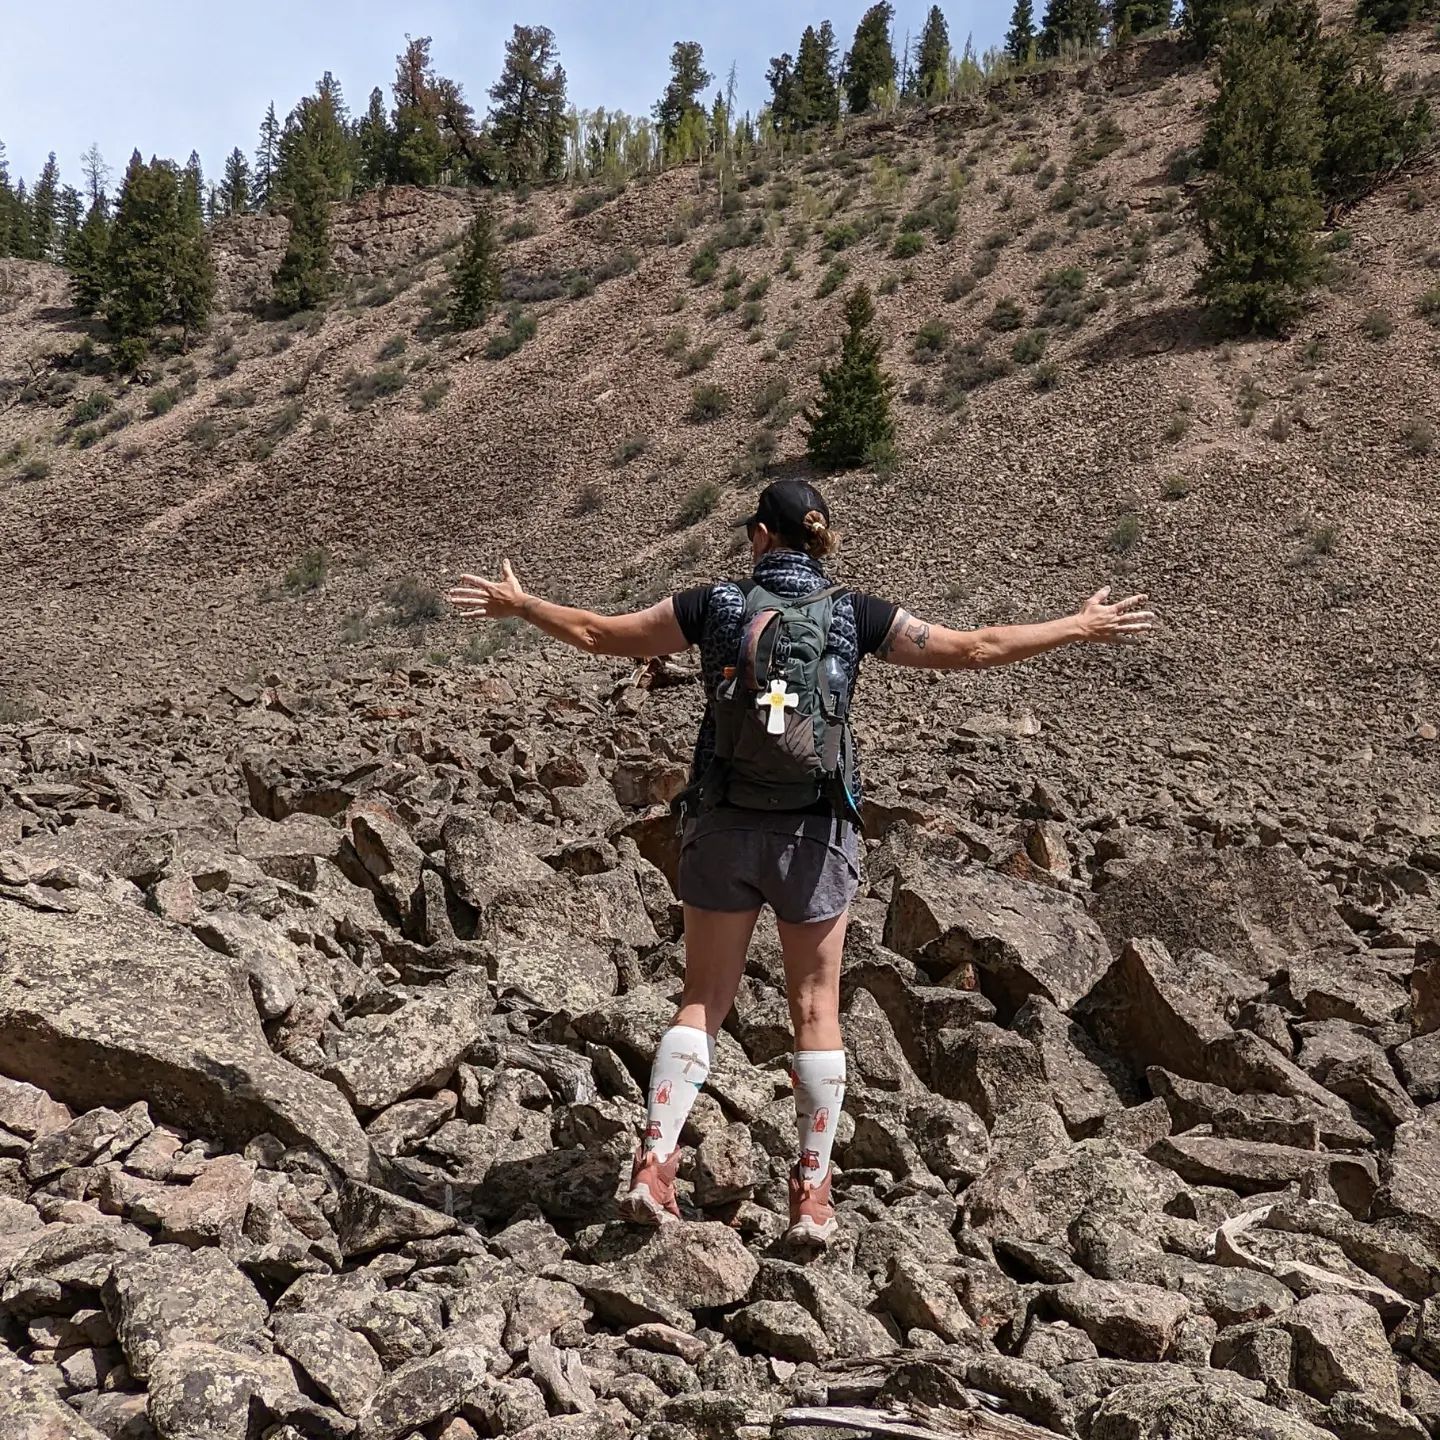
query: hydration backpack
[{"left": 692, "top": 581, "right": 861, "bottom": 823}]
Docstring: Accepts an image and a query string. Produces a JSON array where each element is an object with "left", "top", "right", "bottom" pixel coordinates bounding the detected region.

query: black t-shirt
[{"left": 673, "top": 584, "right": 899, "bottom": 655}]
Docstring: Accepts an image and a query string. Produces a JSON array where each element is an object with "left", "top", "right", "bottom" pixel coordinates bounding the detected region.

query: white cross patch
[{"left": 757, "top": 678, "right": 799, "bottom": 735}]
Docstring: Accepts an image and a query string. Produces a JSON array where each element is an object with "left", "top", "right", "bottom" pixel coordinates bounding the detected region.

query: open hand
[
  {"left": 446, "top": 560, "right": 528, "bottom": 622},
  {"left": 1076, "top": 587, "right": 1154, "bottom": 643}
]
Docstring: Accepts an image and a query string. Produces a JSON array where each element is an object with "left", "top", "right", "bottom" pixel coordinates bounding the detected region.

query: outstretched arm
[
  {"left": 446, "top": 561, "right": 688, "bottom": 658},
  {"left": 877, "top": 588, "right": 1153, "bottom": 670}
]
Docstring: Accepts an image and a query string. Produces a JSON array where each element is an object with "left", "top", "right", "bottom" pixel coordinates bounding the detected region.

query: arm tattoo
[
  {"left": 906, "top": 620, "right": 931, "bottom": 650},
  {"left": 877, "top": 610, "right": 907, "bottom": 659}
]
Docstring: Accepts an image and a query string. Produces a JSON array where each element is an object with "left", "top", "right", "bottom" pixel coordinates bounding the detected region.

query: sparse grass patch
[
  {"left": 752, "top": 376, "right": 791, "bottom": 423},
  {"left": 284, "top": 548, "right": 329, "bottom": 594},
  {"left": 817, "top": 260, "right": 850, "bottom": 298},
  {"left": 1403, "top": 416, "right": 1435, "bottom": 454},
  {"left": 146, "top": 387, "right": 179, "bottom": 418},
  {"left": 575, "top": 480, "right": 603, "bottom": 514},
  {"left": 892, "top": 232, "right": 925, "bottom": 259},
  {"left": 1032, "top": 360, "right": 1060, "bottom": 392},
  {"left": 613, "top": 433, "right": 650, "bottom": 467},
  {"left": 822, "top": 222, "right": 860, "bottom": 252},
  {"left": 378, "top": 335, "right": 407, "bottom": 361},
  {"left": 1327, "top": 228, "right": 1353, "bottom": 253},
  {"left": 215, "top": 386, "right": 257, "bottom": 409},
  {"left": 503, "top": 217, "right": 538, "bottom": 241},
  {"left": 187, "top": 417, "right": 223, "bottom": 451},
  {"left": 484, "top": 308, "right": 537, "bottom": 360},
  {"left": 1418, "top": 287, "right": 1440, "bottom": 327},
  {"left": 730, "top": 428, "right": 778, "bottom": 480},
  {"left": 462, "top": 618, "right": 520, "bottom": 663},
  {"left": 1161, "top": 474, "right": 1192, "bottom": 500},
  {"left": 1307, "top": 523, "right": 1336, "bottom": 557},
  {"left": 945, "top": 272, "right": 976, "bottom": 302},
  {"left": 419, "top": 379, "right": 451, "bottom": 411},
  {"left": 1362, "top": 308, "right": 1394, "bottom": 341},
  {"left": 1011, "top": 329, "right": 1048, "bottom": 365},
  {"left": 986, "top": 297, "right": 1025, "bottom": 332},
  {"left": 342, "top": 365, "right": 407, "bottom": 409},
  {"left": 662, "top": 325, "right": 690, "bottom": 359},
  {"left": 913, "top": 317, "right": 951, "bottom": 361},
  {"left": 1164, "top": 412, "right": 1190, "bottom": 443},
  {"left": 675, "top": 480, "right": 722, "bottom": 527},
  {"left": 688, "top": 383, "right": 731, "bottom": 423},
  {"left": 680, "top": 341, "right": 719, "bottom": 375},
  {"left": 19, "top": 456, "right": 51, "bottom": 481},
  {"left": 1110, "top": 512, "right": 1142, "bottom": 553},
  {"left": 69, "top": 390, "right": 113, "bottom": 428},
  {"left": 939, "top": 341, "right": 1012, "bottom": 405},
  {"left": 250, "top": 401, "right": 304, "bottom": 459},
  {"left": 386, "top": 576, "right": 444, "bottom": 627},
  {"left": 689, "top": 246, "right": 720, "bottom": 284}
]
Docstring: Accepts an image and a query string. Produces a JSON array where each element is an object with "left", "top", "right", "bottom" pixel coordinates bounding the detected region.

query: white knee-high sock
[
  {"left": 642, "top": 1026, "right": 715, "bottom": 1161},
  {"left": 793, "top": 1049, "right": 847, "bottom": 1181}
]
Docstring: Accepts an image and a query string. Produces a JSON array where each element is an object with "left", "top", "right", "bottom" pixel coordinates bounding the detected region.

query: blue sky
[{"left": 1, "top": 1, "right": 1009, "bottom": 196}]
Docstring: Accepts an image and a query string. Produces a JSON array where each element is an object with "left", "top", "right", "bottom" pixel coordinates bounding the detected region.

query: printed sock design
[
  {"left": 792, "top": 1049, "right": 847, "bottom": 1181},
  {"left": 641, "top": 1025, "right": 715, "bottom": 1161}
]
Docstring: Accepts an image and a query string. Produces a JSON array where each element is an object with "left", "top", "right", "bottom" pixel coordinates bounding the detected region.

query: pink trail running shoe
[
  {"left": 619, "top": 1148, "right": 682, "bottom": 1225},
  {"left": 787, "top": 1165, "right": 837, "bottom": 1244}
]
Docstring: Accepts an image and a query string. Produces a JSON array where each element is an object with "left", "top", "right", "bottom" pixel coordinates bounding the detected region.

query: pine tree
[
  {"left": 1041, "top": 0, "right": 1103, "bottom": 55},
  {"left": 790, "top": 25, "right": 840, "bottom": 130},
  {"left": 766, "top": 53, "right": 796, "bottom": 130},
  {"left": 67, "top": 199, "right": 110, "bottom": 314},
  {"left": 1113, "top": 0, "right": 1174, "bottom": 34},
  {"left": 173, "top": 162, "right": 215, "bottom": 344},
  {"left": 1182, "top": 0, "right": 1239, "bottom": 52},
  {"left": 393, "top": 40, "right": 447, "bottom": 187},
  {"left": 916, "top": 7, "right": 951, "bottom": 100},
  {"left": 221, "top": 148, "right": 250, "bottom": 215},
  {"left": 0, "top": 141, "right": 17, "bottom": 257},
  {"left": 105, "top": 152, "right": 178, "bottom": 369},
  {"left": 1005, "top": 0, "right": 1038, "bottom": 61},
  {"left": 182, "top": 151, "right": 205, "bottom": 228},
  {"left": 255, "top": 102, "right": 281, "bottom": 211},
  {"left": 654, "top": 41, "right": 713, "bottom": 155},
  {"left": 55, "top": 186, "right": 82, "bottom": 257},
  {"left": 1197, "top": 11, "right": 1322, "bottom": 335},
  {"left": 28, "top": 153, "right": 60, "bottom": 260},
  {"left": 488, "top": 25, "right": 568, "bottom": 184},
  {"left": 451, "top": 201, "right": 499, "bottom": 329},
  {"left": 10, "top": 180, "right": 31, "bottom": 259},
  {"left": 1312, "top": 25, "right": 1432, "bottom": 203},
  {"left": 271, "top": 130, "right": 331, "bottom": 314},
  {"left": 1355, "top": 0, "right": 1422, "bottom": 30},
  {"left": 80, "top": 143, "right": 110, "bottom": 210},
  {"left": 276, "top": 77, "right": 355, "bottom": 203},
  {"left": 357, "top": 86, "right": 395, "bottom": 189},
  {"left": 806, "top": 284, "right": 897, "bottom": 471},
  {"left": 843, "top": 3, "right": 897, "bottom": 114}
]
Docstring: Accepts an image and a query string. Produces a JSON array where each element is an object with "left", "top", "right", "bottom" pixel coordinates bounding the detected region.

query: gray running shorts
[{"left": 677, "top": 812, "right": 861, "bottom": 925}]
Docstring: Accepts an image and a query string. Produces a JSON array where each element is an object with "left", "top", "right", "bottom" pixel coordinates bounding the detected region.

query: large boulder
[
  {"left": 0, "top": 892, "right": 372, "bottom": 1179},
  {"left": 1074, "top": 938, "right": 1259, "bottom": 1082},
  {"left": 0, "top": 1348, "right": 109, "bottom": 1439},
  {"left": 1149, "top": 1134, "right": 1378, "bottom": 1217},
  {"left": 329, "top": 970, "right": 492, "bottom": 1111},
  {"left": 1090, "top": 844, "right": 1356, "bottom": 982},
  {"left": 103, "top": 1243, "right": 270, "bottom": 1382},
  {"left": 1086, "top": 1377, "right": 1336, "bottom": 1439},
  {"left": 885, "top": 857, "right": 1112, "bottom": 1017}
]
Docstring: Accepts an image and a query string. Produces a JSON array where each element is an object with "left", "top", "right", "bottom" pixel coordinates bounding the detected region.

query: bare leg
[
  {"left": 776, "top": 909, "right": 849, "bottom": 1051},
  {"left": 672, "top": 903, "right": 763, "bottom": 1035}
]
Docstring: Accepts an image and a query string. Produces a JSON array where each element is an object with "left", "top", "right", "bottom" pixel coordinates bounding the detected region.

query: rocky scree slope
[
  {"left": 0, "top": 32, "right": 1437, "bottom": 827},
  {"left": 3, "top": 638, "right": 1440, "bottom": 1439}
]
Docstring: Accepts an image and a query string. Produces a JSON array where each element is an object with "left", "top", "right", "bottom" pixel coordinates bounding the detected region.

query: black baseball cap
[{"left": 735, "top": 479, "right": 831, "bottom": 538}]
